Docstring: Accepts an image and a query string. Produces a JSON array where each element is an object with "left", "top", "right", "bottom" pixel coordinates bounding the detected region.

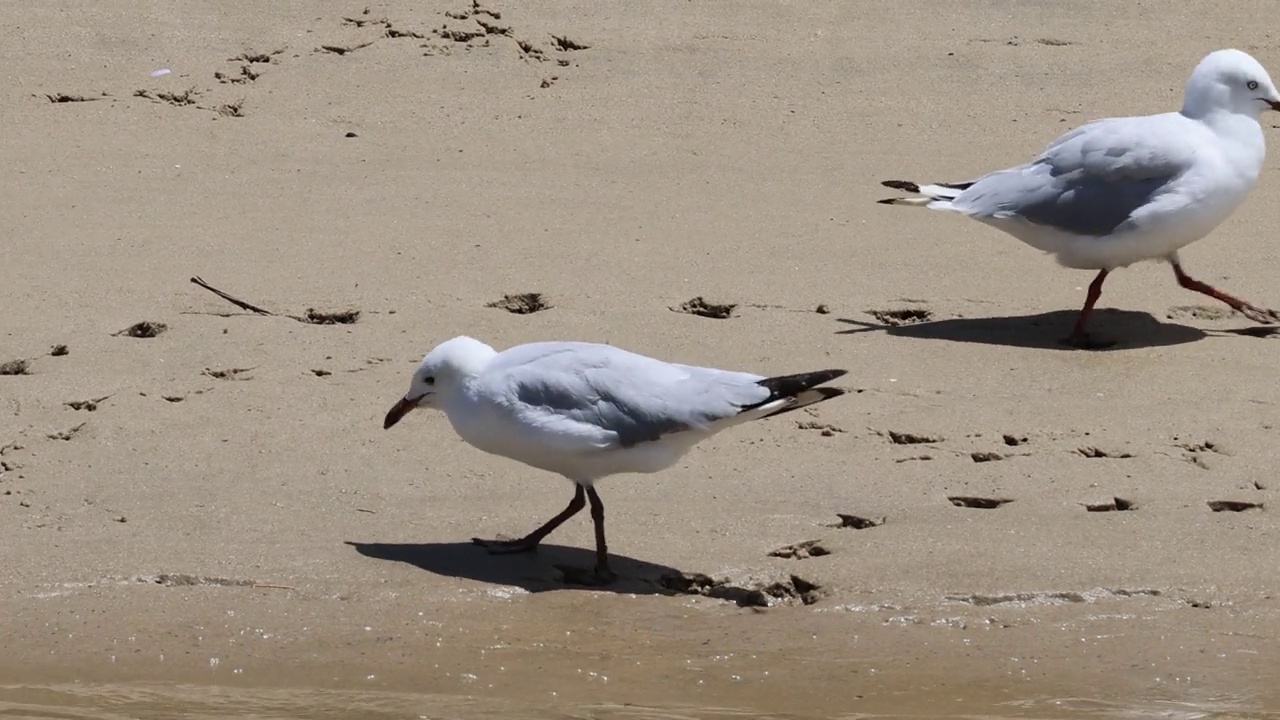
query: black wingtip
[
  {"left": 880, "top": 179, "right": 920, "bottom": 193},
  {"left": 752, "top": 369, "right": 847, "bottom": 404},
  {"left": 876, "top": 198, "right": 898, "bottom": 205},
  {"left": 747, "top": 369, "right": 849, "bottom": 419}
]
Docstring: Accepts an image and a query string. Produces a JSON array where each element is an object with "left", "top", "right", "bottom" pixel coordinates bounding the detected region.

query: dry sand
[{"left": 4, "top": 1, "right": 1280, "bottom": 717}]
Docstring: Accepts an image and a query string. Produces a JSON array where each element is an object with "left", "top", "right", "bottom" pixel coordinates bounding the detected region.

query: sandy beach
[{"left": 4, "top": 1, "right": 1280, "bottom": 717}]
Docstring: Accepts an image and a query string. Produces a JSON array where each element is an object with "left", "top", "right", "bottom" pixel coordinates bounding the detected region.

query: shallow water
[{"left": 2, "top": 683, "right": 1278, "bottom": 720}]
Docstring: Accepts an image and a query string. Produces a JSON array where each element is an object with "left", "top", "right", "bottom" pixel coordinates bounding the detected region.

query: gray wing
[
  {"left": 952, "top": 114, "right": 1198, "bottom": 237},
  {"left": 488, "top": 343, "right": 769, "bottom": 450}
]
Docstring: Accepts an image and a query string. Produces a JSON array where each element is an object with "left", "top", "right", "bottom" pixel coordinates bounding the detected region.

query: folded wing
[
  {"left": 952, "top": 114, "right": 1199, "bottom": 237},
  {"left": 485, "top": 343, "right": 775, "bottom": 452}
]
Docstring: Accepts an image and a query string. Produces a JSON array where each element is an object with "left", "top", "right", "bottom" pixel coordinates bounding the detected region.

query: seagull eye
[
  {"left": 1248, "top": 80, "right": 1260, "bottom": 91},
  {"left": 424, "top": 376, "right": 435, "bottom": 386}
]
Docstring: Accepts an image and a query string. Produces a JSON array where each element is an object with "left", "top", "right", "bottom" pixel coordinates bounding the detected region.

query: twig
[
  {"left": 252, "top": 582, "right": 297, "bottom": 590},
  {"left": 189, "top": 276, "right": 360, "bottom": 325},
  {"left": 190, "top": 276, "right": 275, "bottom": 315}
]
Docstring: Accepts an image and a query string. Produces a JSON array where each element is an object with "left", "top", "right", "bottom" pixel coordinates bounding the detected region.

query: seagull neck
[
  {"left": 437, "top": 382, "right": 475, "bottom": 424},
  {"left": 447, "top": 372, "right": 483, "bottom": 402},
  {"left": 1187, "top": 109, "right": 1265, "bottom": 166},
  {"left": 1186, "top": 107, "right": 1262, "bottom": 135}
]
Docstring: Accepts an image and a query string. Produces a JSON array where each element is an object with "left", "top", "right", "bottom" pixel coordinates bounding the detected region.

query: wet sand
[{"left": 4, "top": 1, "right": 1280, "bottom": 717}]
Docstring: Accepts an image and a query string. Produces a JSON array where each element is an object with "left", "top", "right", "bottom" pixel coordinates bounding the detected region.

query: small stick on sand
[
  {"left": 251, "top": 583, "right": 296, "bottom": 590},
  {"left": 190, "top": 276, "right": 276, "bottom": 316},
  {"left": 190, "top": 276, "right": 360, "bottom": 325}
]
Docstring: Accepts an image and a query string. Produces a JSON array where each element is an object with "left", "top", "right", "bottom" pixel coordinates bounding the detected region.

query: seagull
[
  {"left": 878, "top": 48, "right": 1280, "bottom": 348},
  {"left": 382, "top": 336, "right": 847, "bottom": 584}
]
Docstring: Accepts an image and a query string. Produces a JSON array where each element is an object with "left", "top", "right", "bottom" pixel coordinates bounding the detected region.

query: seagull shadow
[
  {"left": 835, "top": 309, "right": 1205, "bottom": 350},
  {"left": 1213, "top": 325, "right": 1280, "bottom": 339},
  {"left": 345, "top": 540, "right": 682, "bottom": 596}
]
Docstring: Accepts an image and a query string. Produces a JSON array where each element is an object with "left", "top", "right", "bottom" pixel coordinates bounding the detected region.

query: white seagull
[
  {"left": 382, "top": 336, "right": 847, "bottom": 584},
  {"left": 878, "top": 48, "right": 1280, "bottom": 348}
]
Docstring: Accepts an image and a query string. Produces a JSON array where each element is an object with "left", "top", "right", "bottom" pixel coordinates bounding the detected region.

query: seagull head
[
  {"left": 383, "top": 336, "right": 497, "bottom": 430},
  {"left": 1182, "top": 49, "right": 1280, "bottom": 120}
]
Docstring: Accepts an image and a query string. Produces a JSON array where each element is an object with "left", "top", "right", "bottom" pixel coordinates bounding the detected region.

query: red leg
[
  {"left": 473, "top": 484, "right": 586, "bottom": 554},
  {"left": 584, "top": 486, "right": 616, "bottom": 584},
  {"left": 1172, "top": 262, "right": 1280, "bottom": 324},
  {"left": 1061, "top": 269, "right": 1113, "bottom": 349}
]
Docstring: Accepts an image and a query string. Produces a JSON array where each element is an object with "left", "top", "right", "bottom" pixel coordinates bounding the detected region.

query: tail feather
[
  {"left": 746, "top": 369, "right": 847, "bottom": 418},
  {"left": 877, "top": 178, "right": 974, "bottom": 206},
  {"left": 876, "top": 196, "right": 933, "bottom": 207},
  {"left": 881, "top": 180, "right": 921, "bottom": 193}
]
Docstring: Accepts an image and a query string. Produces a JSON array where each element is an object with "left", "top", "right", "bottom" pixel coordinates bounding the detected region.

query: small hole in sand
[
  {"left": 671, "top": 296, "right": 736, "bottom": 319},
  {"left": 487, "top": 293, "right": 551, "bottom": 314},
  {"left": 0, "top": 359, "right": 31, "bottom": 376},
  {"left": 114, "top": 321, "right": 168, "bottom": 338},
  {"left": 303, "top": 308, "right": 360, "bottom": 325},
  {"left": 947, "top": 496, "right": 1013, "bottom": 509},
  {"left": 1207, "top": 500, "right": 1263, "bottom": 512}
]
